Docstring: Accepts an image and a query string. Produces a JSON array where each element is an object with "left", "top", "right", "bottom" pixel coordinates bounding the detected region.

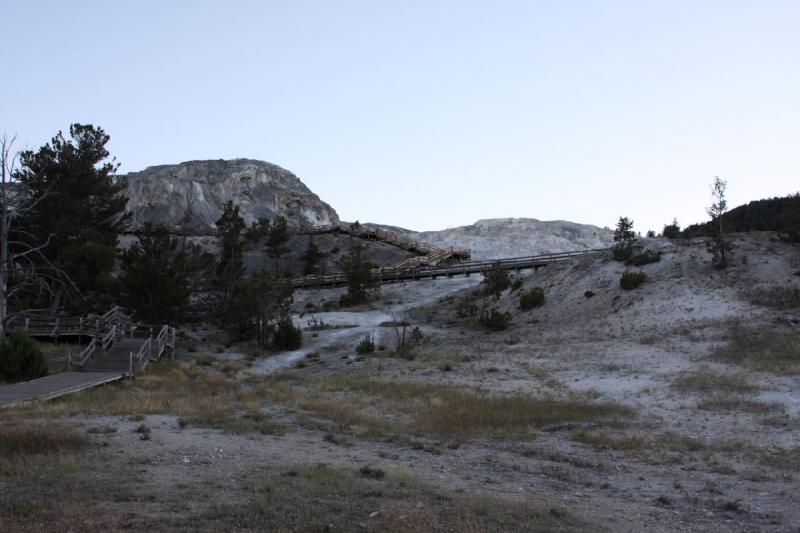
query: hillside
[{"left": 683, "top": 194, "right": 800, "bottom": 241}]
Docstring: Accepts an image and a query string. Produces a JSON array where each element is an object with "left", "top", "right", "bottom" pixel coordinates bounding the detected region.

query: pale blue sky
[{"left": 2, "top": 1, "right": 798, "bottom": 232}]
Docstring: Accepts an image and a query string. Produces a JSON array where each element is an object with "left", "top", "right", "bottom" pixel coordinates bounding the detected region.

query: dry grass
[
  {"left": 712, "top": 327, "right": 800, "bottom": 374},
  {"left": 569, "top": 428, "right": 740, "bottom": 456},
  {"left": 0, "top": 423, "right": 87, "bottom": 458},
  {"left": 671, "top": 366, "right": 758, "bottom": 395},
  {"left": 6, "top": 361, "right": 281, "bottom": 435},
  {"left": 0, "top": 423, "right": 135, "bottom": 532},
  {"left": 670, "top": 366, "right": 782, "bottom": 414},
  {"left": 207, "top": 463, "right": 581, "bottom": 532},
  {"left": 265, "top": 376, "right": 632, "bottom": 440},
  {"left": 696, "top": 397, "right": 784, "bottom": 414}
]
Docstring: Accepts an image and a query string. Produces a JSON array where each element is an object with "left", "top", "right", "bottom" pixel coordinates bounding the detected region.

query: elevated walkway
[
  {"left": 0, "top": 372, "right": 124, "bottom": 407},
  {"left": 292, "top": 248, "right": 607, "bottom": 288},
  {"left": 1, "top": 307, "right": 176, "bottom": 407}
]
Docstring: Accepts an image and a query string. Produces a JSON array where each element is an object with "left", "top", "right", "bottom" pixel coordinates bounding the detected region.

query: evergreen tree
[
  {"left": 301, "top": 236, "right": 324, "bottom": 276},
  {"left": 245, "top": 216, "right": 271, "bottom": 245},
  {"left": 706, "top": 176, "right": 732, "bottom": 268},
  {"left": 339, "top": 244, "right": 376, "bottom": 306},
  {"left": 222, "top": 269, "right": 296, "bottom": 347},
  {"left": 266, "top": 216, "right": 291, "bottom": 268},
  {"left": 662, "top": 218, "right": 681, "bottom": 239},
  {"left": 613, "top": 216, "right": 636, "bottom": 261},
  {"left": 15, "top": 124, "right": 129, "bottom": 307},
  {"left": 215, "top": 201, "right": 246, "bottom": 300},
  {"left": 118, "top": 224, "right": 191, "bottom": 324}
]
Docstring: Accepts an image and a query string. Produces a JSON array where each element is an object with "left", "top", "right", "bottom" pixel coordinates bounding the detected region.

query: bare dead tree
[{"left": 0, "top": 134, "right": 80, "bottom": 342}]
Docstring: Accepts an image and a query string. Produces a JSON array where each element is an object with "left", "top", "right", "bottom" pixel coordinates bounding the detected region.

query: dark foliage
[
  {"left": 682, "top": 193, "right": 800, "bottom": 242},
  {"left": 339, "top": 245, "right": 377, "bottom": 306},
  {"left": 620, "top": 271, "right": 647, "bottom": 290},
  {"left": 301, "top": 237, "right": 324, "bottom": 276},
  {"left": 272, "top": 312, "right": 302, "bottom": 351},
  {"left": 215, "top": 201, "right": 246, "bottom": 300},
  {"left": 519, "top": 287, "right": 545, "bottom": 310},
  {"left": 662, "top": 219, "right": 681, "bottom": 239},
  {"left": 0, "top": 331, "right": 47, "bottom": 383},
  {"left": 15, "top": 124, "right": 130, "bottom": 308},
  {"left": 118, "top": 224, "right": 193, "bottom": 324},
  {"left": 483, "top": 262, "right": 511, "bottom": 296},
  {"left": 625, "top": 250, "right": 661, "bottom": 267},
  {"left": 479, "top": 307, "right": 512, "bottom": 331},
  {"left": 355, "top": 333, "right": 375, "bottom": 355},
  {"left": 266, "top": 216, "right": 291, "bottom": 268}
]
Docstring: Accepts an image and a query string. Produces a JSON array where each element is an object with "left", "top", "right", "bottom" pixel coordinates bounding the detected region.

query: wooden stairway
[{"left": 82, "top": 338, "right": 148, "bottom": 374}]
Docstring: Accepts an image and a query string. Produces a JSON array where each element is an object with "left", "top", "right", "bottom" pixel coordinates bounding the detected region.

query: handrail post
[
  {"left": 149, "top": 327, "right": 153, "bottom": 360},
  {"left": 129, "top": 352, "right": 133, "bottom": 378}
]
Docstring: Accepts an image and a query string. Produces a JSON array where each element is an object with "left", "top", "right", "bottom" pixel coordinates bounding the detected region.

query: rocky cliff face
[
  {"left": 408, "top": 218, "right": 614, "bottom": 260},
  {"left": 122, "top": 159, "right": 339, "bottom": 232}
]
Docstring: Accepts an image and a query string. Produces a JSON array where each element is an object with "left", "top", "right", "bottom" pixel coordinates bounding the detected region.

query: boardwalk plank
[{"left": 0, "top": 372, "right": 123, "bottom": 407}]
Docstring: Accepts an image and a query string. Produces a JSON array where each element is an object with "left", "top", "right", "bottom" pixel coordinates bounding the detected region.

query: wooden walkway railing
[
  {"left": 292, "top": 248, "right": 608, "bottom": 288},
  {"left": 6, "top": 306, "right": 176, "bottom": 376}
]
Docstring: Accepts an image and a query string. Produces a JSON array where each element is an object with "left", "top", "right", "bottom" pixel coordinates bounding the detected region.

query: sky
[{"left": 2, "top": 1, "right": 799, "bottom": 233}]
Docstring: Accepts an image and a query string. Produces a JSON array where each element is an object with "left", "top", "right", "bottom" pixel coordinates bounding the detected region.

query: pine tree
[
  {"left": 301, "top": 237, "right": 324, "bottom": 276},
  {"left": 706, "top": 176, "right": 732, "bottom": 268},
  {"left": 118, "top": 224, "right": 192, "bottom": 324},
  {"left": 613, "top": 216, "right": 636, "bottom": 261},
  {"left": 339, "top": 245, "right": 376, "bottom": 306},
  {"left": 266, "top": 216, "right": 291, "bottom": 269},
  {"left": 15, "top": 124, "right": 130, "bottom": 307},
  {"left": 215, "top": 201, "right": 246, "bottom": 300},
  {"left": 662, "top": 218, "right": 681, "bottom": 239}
]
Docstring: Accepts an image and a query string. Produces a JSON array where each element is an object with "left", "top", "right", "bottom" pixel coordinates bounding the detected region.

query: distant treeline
[{"left": 681, "top": 193, "right": 800, "bottom": 241}]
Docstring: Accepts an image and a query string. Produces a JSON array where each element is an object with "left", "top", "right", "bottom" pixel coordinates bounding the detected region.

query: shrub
[
  {"left": 519, "top": 287, "right": 545, "bottom": 310},
  {"left": 456, "top": 297, "right": 478, "bottom": 319},
  {"left": 479, "top": 308, "right": 512, "bottom": 331},
  {"left": 355, "top": 333, "right": 375, "bottom": 355},
  {"left": 620, "top": 271, "right": 647, "bottom": 290},
  {"left": 584, "top": 290, "right": 595, "bottom": 298},
  {"left": 483, "top": 262, "right": 510, "bottom": 296},
  {"left": 0, "top": 331, "right": 47, "bottom": 383},
  {"left": 625, "top": 250, "right": 661, "bottom": 267},
  {"left": 510, "top": 278, "right": 523, "bottom": 292},
  {"left": 613, "top": 245, "right": 633, "bottom": 262},
  {"left": 272, "top": 314, "right": 303, "bottom": 351}
]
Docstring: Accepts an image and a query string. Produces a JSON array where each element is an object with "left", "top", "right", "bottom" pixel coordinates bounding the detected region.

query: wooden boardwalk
[
  {"left": 1, "top": 307, "right": 176, "bottom": 407},
  {"left": 0, "top": 372, "right": 123, "bottom": 407},
  {"left": 292, "top": 248, "right": 607, "bottom": 288}
]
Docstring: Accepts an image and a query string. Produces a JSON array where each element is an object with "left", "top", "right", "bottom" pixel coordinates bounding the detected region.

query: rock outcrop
[
  {"left": 407, "top": 218, "right": 614, "bottom": 260},
  {"left": 122, "top": 159, "right": 339, "bottom": 232}
]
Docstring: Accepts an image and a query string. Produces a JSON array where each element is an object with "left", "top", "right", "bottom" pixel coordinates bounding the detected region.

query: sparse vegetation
[
  {"left": 479, "top": 307, "right": 512, "bottom": 331},
  {"left": 267, "top": 376, "right": 632, "bottom": 440},
  {"left": 712, "top": 327, "right": 800, "bottom": 373},
  {"left": 355, "top": 333, "right": 375, "bottom": 355},
  {"left": 207, "top": 464, "right": 578, "bottom": 531}
]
